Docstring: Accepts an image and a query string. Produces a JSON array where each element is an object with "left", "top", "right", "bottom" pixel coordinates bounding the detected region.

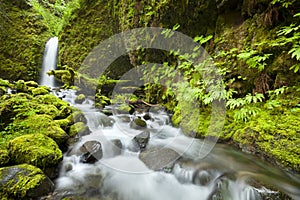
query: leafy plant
[
  {"left": 275, "top": 13, "right": 300, "bottom": 72},
  {"left": 226, "top": 93, "right": 264, "bottom": 110},
  {"left": 26, "top": 0, "right": 82, "bottom": 36},
  {"left": 237, "top": 49, "right": 272, "bottom": 71}
]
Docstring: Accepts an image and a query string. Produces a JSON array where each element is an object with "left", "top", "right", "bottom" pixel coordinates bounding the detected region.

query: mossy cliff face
[
  {"left": 58, "top": 0, "right": 114, "bottom": 71},
  {"left": 0, "top": 0, "right": 50, "bottom": 81}
]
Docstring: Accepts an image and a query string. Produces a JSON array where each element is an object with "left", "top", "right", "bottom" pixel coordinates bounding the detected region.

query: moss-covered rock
[
  {"left": 69, "top": 122, "right": 90, "bottom": 137},
  {"left": 55, "top": 118, "right": 71, "bottom": 131},
  {"left": 67, "top": 110, "right": 87, "bottom": 124},
  {"left": 75, "top": 94, "right": 86, "bottom": 104},
  {"left": 0, "top": 86, "right": 6, "bottom": 97},
  {"left": 25, "top": 80, "right": 39, "bottom": 88},
  {"left": 31, "top": 86, "right": 50, "bottom": 96},
  {"left": 0, "top": 79, "right": 11, "bottom": 87},
  {"left": 130, "top": 118, "right": 147, "bottom": 130},
  {"left": 0, "top": 149, "right": 10, "bottom": 166},
  {"left": 7, "top": 134, "right": 62, "bottom": 168},
  {"left": 0, "top": 164, "right": 54, "bottom": 199}
]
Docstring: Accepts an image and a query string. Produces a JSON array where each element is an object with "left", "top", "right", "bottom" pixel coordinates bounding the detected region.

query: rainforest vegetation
[{"left": 0, "top": 0, "right": 299, "bottom": 199}]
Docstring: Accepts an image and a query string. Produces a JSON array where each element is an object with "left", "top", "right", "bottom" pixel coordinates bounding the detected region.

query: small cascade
[
  {"left": 51, "top": 89, "right": 300, "bottom": 200},
  {"left": 39, "top": 37, "right": 58, "bottom": 87}
]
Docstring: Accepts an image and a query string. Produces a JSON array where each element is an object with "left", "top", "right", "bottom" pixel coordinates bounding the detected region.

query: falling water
[{"left": 39, "top": 37, "right": 58, "bottom": 87}]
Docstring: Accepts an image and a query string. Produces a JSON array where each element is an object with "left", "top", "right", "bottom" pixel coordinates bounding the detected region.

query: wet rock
[
  {"left": 75, "top": 94, "right": 86, "bottom": 104},
  {"left": 98, "top": 115, "right": 115, "bottom": 127},
  {"left": 7, "top": 134, "right": 62, "bottom": 168},
  {"left": 0, "top": 164, "right": 54, "bottom": 199},
  {"left": 67, "top": 110, "right": 88, "bottom": 124},
  {"left": 193, "top": 170, "right": 212, "bottom": 186},
  {"left": 143, "top": 113, "right": 152, "bottom": 121},
  {"left": 102, "top": 108, "right": 113, "bottom": 116},
  {"left": 118, "top": 115, "right": 131, "bottom": 123},
  {"left": 130, "top": 117, "right": 147, "bottom": 129},
  {"left": 79, "top": 141, "right": 103, "bottom": 163},
  {"left": 139, "top": 147, "right": 180, "bottom": 171},
  {"left": 110, "top": 139, "right": 123, "bottom": 156},
  {"left": 69, "top": 122, "right": 91, "bottom": 137},
  {"left": 133, "top": 130, "right": 150, "bottom": 150}
]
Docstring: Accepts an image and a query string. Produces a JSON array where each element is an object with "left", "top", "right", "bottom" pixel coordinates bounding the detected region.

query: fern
[
  {"left": 226, "top": 93, "right": 264, "bottom": 110},
  {"left": 237, "top": 49, "right": 272, "bottom": 71},
  {"left": 234, "top": 106, "right": 261, "bottom": 122},
  {"left": 276, "top": 12, "right": 300, "bottom": 73}
]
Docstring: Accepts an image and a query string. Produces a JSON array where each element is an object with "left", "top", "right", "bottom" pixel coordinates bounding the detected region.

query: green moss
[
  {"left": 221, "top": 96, "right": 300, "bottom": 172},
  {"left": 55, "top": 118, "right": 71, "bottom": 131},
  {"left": 75, "top": 94, "right": 86, "bottom": 104},
  {"left": 0, "top": 1, "right": 50, "bottom": 81},
  {"left": 0, "top": 149, "right": 10, "bottom": 166},
  {"left": 8, "top": 134, "right": 62, "bottom": 168},
  {"left": 0, "top": 78, "right": 11, "bottom": 87},
  {"left": 7, "top": 114, "right": 69, "bottom": 145},
  {"left": 25, "top": 81, "right": 39, "bottom": 88},
  {"left": 67, "top": 109, "right": 87, "bottom": 124},
  {"left": 0, "top": 164, "right": 53, "bottom": 199},
  {"left": 31, "top": 87, "right": 49, "bottom": 96},
  {"left": 69, "top": 122, "right": 90, "bottom": 137}
]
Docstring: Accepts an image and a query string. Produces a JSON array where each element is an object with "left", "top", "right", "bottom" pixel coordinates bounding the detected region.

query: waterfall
[{"left": 39, "top": 37, "right": 58, "bottom": 87}]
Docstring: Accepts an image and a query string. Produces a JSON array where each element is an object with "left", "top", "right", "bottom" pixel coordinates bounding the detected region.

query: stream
[
  {"left": 38, "top": 36, "right": 300, "bottom": 200},
  {"left": 49, "top": 88, "right": 300, "bottom": 200}
]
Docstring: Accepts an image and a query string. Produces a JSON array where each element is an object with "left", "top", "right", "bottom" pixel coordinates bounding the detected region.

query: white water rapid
[
  {"left": 39, "top": 37, "right": 58, "bottom": 87},
  {"left": 49, "top": 89, "right": 300, "bottom": 200}
]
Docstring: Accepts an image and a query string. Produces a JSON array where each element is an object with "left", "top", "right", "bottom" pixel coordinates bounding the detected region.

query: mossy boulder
[
  {"left": 55, "top": 118, "right": 71, "bottom": 131},
  {"left": 0, "top": 164, "right": 54, "bottom": 199},
  {"left": 75, "top": 94, "right": 86, "bottom": 104},
  {"left": 31, "top": 87, "right": 50, "bottom": 96},
  {"left": 130, "top": 118, "right": 147, "bottom": 130},
  {"left": 67, "top": 110, "right": 87, "bottom": 124},
  {"left": 0, "top": 86, "right": 6, "bottom": 97},
  {"left": 0, "top": 149, "right": 10, "bottom": 166},
  {"left": 6, "top": 114, "right": 69, "bottom": 145},
  {"left": 69, "top": 122, "right": 91, "bottom": 137},
  {"left": 7, "top": 134, "right": 62, "bottom": 169},
  {"left": 0, "top": 78, "right": 11, "bottom": 87},
  {"left": 25, "top": 81, "right": 39, "bottom": 88},
  {"left": 15, "top": 80, "right": 27, "bottom": 93}
]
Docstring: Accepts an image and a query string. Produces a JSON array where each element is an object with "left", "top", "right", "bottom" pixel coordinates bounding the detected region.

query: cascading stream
[
  {"left": 51, "top": 89, "right": 300, "bottom": 200},
  {"left": 39, "top": 37, "right": 58, "bottom": 87}
]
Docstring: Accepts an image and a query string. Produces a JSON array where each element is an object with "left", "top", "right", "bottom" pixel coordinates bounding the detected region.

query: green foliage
[
  {"left": 26, "top": 0, "right": 82, "bottom": 36},
  {"left": 0, "top": 1, "right": 49, "bottom": 81},
  {"left": 237, "top": 49, "right": 272, "bottom": 71},
  {"left": 226, "top": 93, "right": 265, "bottom": 109},
  {"left": 275, "top": 13, "right": 300, "bottom": 72},
  {"left": 271, "top": 0, "right": 296, "bottom": 8},
  {"left": 226, "top": 93, "right": 264, "bottom": 122}
]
